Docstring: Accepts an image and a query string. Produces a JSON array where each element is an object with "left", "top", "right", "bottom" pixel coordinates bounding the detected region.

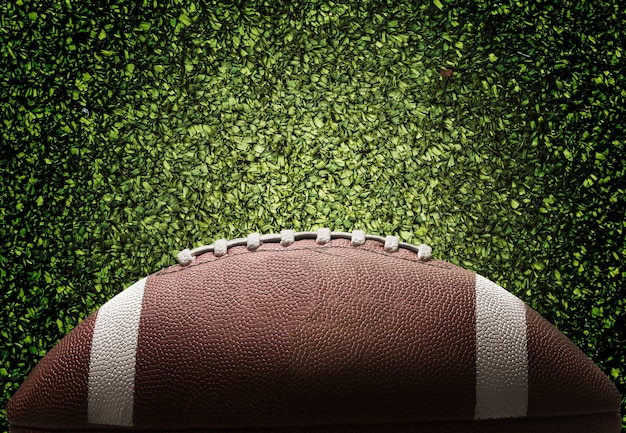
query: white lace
[{"left": 177, "top": 228, "right": 432, "bottom": 265}]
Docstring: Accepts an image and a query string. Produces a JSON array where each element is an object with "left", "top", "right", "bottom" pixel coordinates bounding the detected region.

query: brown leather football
[{"left": 7, "top": 229, "right": 621, "bottom": 433}]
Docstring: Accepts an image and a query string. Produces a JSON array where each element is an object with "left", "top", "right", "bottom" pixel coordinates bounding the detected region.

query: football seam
[
  {"left": 158, "top": 243, "right": 454, "bottom": 277},
  {"left": 176, "top": 229, "right": 433, "bottom": 266}
]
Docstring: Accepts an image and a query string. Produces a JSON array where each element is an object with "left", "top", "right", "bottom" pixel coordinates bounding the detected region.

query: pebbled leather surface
[
  {"left": 135, "top": 239, "right": 477, "bottom": 428},
  {"left": 7, "top": 412, "right": 623, "bottom": 433},
  {"left": 526, "top": 306, "right": 621, "bottom": 417},
  {"left": 7, "top": 237, "right": 622, "bottom": 432}
]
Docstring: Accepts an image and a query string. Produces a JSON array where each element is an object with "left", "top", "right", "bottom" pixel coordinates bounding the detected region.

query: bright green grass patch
[{"left": 1, "top": 0, "right": 624, "bottom": 428}]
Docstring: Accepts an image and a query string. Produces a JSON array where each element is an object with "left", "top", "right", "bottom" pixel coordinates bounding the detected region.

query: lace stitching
[{"left": 177, "top": 228, "right": 432, "bottom": 265}]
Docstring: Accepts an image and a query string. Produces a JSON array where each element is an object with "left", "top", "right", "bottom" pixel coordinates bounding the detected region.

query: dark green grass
[{"left": 1, "top": 0, "right": 624, "bottom": 430}]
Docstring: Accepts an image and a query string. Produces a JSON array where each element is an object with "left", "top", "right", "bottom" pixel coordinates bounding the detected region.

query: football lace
[{"left": 177, "top": 228, "right": 432, "bottom": 266}]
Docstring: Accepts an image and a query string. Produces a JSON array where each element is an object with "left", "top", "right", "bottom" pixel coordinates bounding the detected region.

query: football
[{"left": 7, "top": 229, "right": 621, "bottom": 433}]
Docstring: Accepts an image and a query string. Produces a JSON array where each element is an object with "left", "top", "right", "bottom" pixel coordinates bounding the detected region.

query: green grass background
[{"left": 1, "top": 0, "right": 625, "bottom": 429}]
